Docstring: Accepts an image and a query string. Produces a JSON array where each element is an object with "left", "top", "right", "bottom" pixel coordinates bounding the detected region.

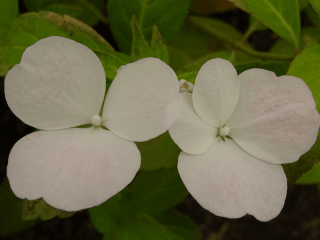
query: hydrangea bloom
[
  {"left": 169, "top": 58, "right": 320, "bottom": 221},
  {"left": 5, "top": 36, "right": 182, "bottom": 211}
]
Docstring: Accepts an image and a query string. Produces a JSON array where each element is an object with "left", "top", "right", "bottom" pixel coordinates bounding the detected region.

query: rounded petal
[
  {"left": 226, "top": 69, "right": 320, "bottom": 164},
  {"left": 102, "top": 57, "right": 182, "bottom": 142},
  {"left": 5, "top": 36, "right": 106, "bottom": 130},
  {"left": 169, "top": 93, "right": 218, "bottom": 154},
  {"left": 7, "top": 127, "right": 140, "bottom": 211},
  {"left": 178, "top": 138, "right": 287, "bottom": 222},
  {"left": 192, "top": 58, "right": 240, "bottom": 128}
]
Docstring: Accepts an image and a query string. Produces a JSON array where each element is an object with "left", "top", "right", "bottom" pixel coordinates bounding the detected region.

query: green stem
[
  {"left": 240, "top": 19, "right": 260, "bottom": 43},
  {"left": 190, "top": 17, "right": 295, "bottom": 61}
]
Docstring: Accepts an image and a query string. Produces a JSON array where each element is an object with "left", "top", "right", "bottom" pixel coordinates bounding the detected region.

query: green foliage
[
  {"left": 138, "top": 132, "right": 180, "bottom": 171},
  {"left": 0, "top": 11, "right": 131, "bottom": 80},
  {"left": 89, "top": 168, "right": 200, "bottom": 239},
  {"left": 107, "top": 0, "right": 192, "bottom": 53},
  {"left": 229, "top": 0, "right": 301, "bottom": 50},
  {"left": 296, "top": 161, "right": 320, "bottom": 184},
  {"left": 0, "top": 0, "right": 18, "bottom": 28},
  {"left": 22, "top": 198, "right": 76, "bottom": 221},
  {"left": 0, "top": 178, "right": 38, "bottom": 237},
  {"left": 306, "top": 4, "right": 320, "bottom": 29},
  {"left": 309, "top": 0, "right": 320, "bottom": 15},
  {"left": 150, "top": 26, "right": 170, "bottom": 64},
  {"left": 23, "top": 0, "right": 105, "bottom": 26},
  {"left": 131, "top": 15, "right": 150, "bottom": 61}
]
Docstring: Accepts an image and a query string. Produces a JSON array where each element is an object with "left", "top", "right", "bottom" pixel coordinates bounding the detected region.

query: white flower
[
  {"left": 169, "top": 58, "right": 320, "bottom": 221},
  {"left": 5, "top": 36, "right": 182, "bottom": 211}
]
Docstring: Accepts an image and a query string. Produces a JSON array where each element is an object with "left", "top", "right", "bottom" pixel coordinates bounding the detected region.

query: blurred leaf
[
  {"left": 168, "top": 19, "right": 225, "bottom": 70},
  {"left": 123, "top": 168, "right": 188, "bottom": 213},
  {"left": 306, "top": 4, "right": 320, "bottom": 29},
  {"left": 89, "top": 168, "right": 199, "bottom": 239},
  {"left": 23, "top": 0, "right": 105, "bottom": 26},
  {"left": 249, "top": 16, "right": 268, "bottom": 31},
  {"left": 298, "top": 0, "right": 309, "bottom": 10},
  {"left": 107, "top": 0, "right": 192, "bottom": 53},
  {"left": 150, "top": 26, "right": 170, "bottom": 64},
  {"left": 0, "top": 11, "right": 131, "bottom": 79},
  {"left": 284, "top": 44, "right": 320, "bottom": 182},
  {"left": 234, "top": 61, "right": 290, "bottom": 75},
  {"left": 177, "top": 71, "right": 198, "bottom": 84},
  {"left": 0, "top": 178, "right": 38, "bottom": 237},
  {"left": 131, "top": 15, "right": 150, "bottom": 61},
  {"left": 189, "top": 15, "right": 251, "bottom": 47},
  {"left": 296, "top": 161, "right": 320, "bottom": 184},
  {"left": 231, "top": 0, "right": 301, "bottom": 50},
  {"left": 309, "top": 0, "right": 320, "bottom": 15},
  {"left": 177, "top": 50, "right": 233, "bottom": 74},
  {"left": 189, "top": 0, "right": 235, "bottom": 13},
  {"left": 43, "top": 4, "right": 82, "bottom": 19},
  {"left": 110, "top": 211, "right": 201, "bottom": 240},
  {"left": 138, "top": 132, "right": 180, "bottom": 171},
  {"left": 0, "top": 0, "right": 19, "bottom": 28},
  {"left": 22, "top": 198, "right": 75, "bottom": 221}
]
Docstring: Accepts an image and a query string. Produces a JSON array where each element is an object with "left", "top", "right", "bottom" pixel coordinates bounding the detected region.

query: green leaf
[
  {"left": 89, "top": 169, "right": 196, "bottom": 239},
  {"left": 309, "top": 0, "right": 320, "bottom": 15},
  {"left": 22, "top": 198, "right": 75, "bottom": 221},
  {"left": 107, "top": 0, "right": 192, "bottom": 53},
  {"left": 0, "top": 0, "right": 19, "bottom": 28},
  {"left": 298, "top": 0, "right": 310, "bottom": 10},
  {"left": 138, "top": 132, "right": 180, "bottom": 171},
  {"left": 177, "top": 50, "right": 233, "bottom": 74},
  {"left": 284, "top": 44, "right": 320, "bottom": 182},
  {"left": 23, "top": 0, "right": 105, "bottom": 26},
  {"left": 0, "top": 11, "right": 131, "bottom": 79},
  {"left": 238, "top": 0, "right": 301, "bottom": 50},
  {"left": 122, "top": 169, "right": 188, "bottom": 213},
  {"left": 306, "top": 4, "right": 320, "bottom": 29},
  {"left": 177, "top": 71, "right": 198, "bottom": 84},
  {"left": 150, "top": 26, "right": 170, "bottom": 64},
  {"left": 43, "top": 4, "right": 82, "bottom": 19},
  {"left": 131, "top": 15, "right": 150, "bottom": 61},
  {"left": 295, "top": 161, "right": 320, "bottom": 184},
  {"left": 112, "top": 211, "right": 201, "bottom": 240},
  {"left": 0, "top": 178, "right": 38, "bottom": 237}
]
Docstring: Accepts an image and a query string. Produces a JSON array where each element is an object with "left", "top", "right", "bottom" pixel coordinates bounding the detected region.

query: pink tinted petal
[
  {"left": 226, "top": 69, "right": 320, "bottom": 164},
  {"left": 169, "top": 93, "right": 218, "bottom": 154},
  {"left": 192, "top": 58, "right": 239, "bottom": 128},
  {"left": 7, "top": 127, "right": 140, "bottom": 211},
  {"left": 5, "top": 36, "right": 106, "bottom": 130},
  {"left": 102, "top": 57, "right": 182, "bottom": 142},
  {"left": 178, "top": 138, "right": 287, "bottom": 222}
]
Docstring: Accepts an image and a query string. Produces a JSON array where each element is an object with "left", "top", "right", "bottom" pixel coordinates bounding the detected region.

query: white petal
[
  {"left": 169, "top": 93, "right": 218, "bottom": 154},
  {"left": 192, "top": 58, "right": 239, "bottom": 128},
  {"left": 178, "top": 138, "right": 287, "bottom": 222},
  {"left": 7, "top": 127, "right": 140, "bottom": 211},
  {"left": 102, "top": 57, "right": 182, "bottom": 142},
  {"left": 5, "top": 36, "right": 106, "bottom": 130},
  {"left": 226, "top": 69, "right": 320, "bottom": 164}
]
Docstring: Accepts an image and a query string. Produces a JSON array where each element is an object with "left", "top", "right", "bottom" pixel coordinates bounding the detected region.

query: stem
[
  {"left": 190, "top": 17, "right": 295, "bottom": 61},
  {"left": 240, "top": 19, "right": 260, "bottom": 43}
]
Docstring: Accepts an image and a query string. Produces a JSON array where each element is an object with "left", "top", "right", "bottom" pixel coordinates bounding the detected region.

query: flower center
[
  {"left": 219, "top": 127, "right": 230, "bottom": 137},
  {"left": 179, "top": 79, "right": 194, "bottom": 93},
  {"left": 91, "top": 115, "right": 102, "bottom": 126}
]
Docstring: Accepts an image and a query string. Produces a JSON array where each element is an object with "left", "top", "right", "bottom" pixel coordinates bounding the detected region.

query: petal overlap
[
  {"left": 102, "top": 57, "right": 182, "bottom": 142},
  {"left": 192, "top": 58, "right": 240, "bottom": 128},
  {"left": 7, "top": 127, "right": 141, "bottom": 211},
  {"left": 169, "top": 93, "right": 218, "bottom": 154},
  {"left": 226, "top": 69, "right": 320, "bottom": 164},
  {"left": 178, "top": 138, "right": 287, "bottom": 222},
  {"left": 5, "top": 36, "right": 106, "bottom": 130}
]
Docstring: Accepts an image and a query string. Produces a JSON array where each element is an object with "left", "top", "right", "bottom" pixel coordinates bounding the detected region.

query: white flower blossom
[
  {"left": 168, "top": 58, "right": 320, "bottom": 221},
  {"left": 5, "top": 36, "right": 182, "bottom": 211}
]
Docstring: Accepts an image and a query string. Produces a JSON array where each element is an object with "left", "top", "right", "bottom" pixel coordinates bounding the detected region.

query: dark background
[{"left": 1, "top": 1, "right": 320, "bottom": 239}]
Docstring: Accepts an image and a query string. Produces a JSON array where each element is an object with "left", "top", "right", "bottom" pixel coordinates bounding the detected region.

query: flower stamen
[{"left": 91, "top": 115, "right": 102, "bottom": 126}]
